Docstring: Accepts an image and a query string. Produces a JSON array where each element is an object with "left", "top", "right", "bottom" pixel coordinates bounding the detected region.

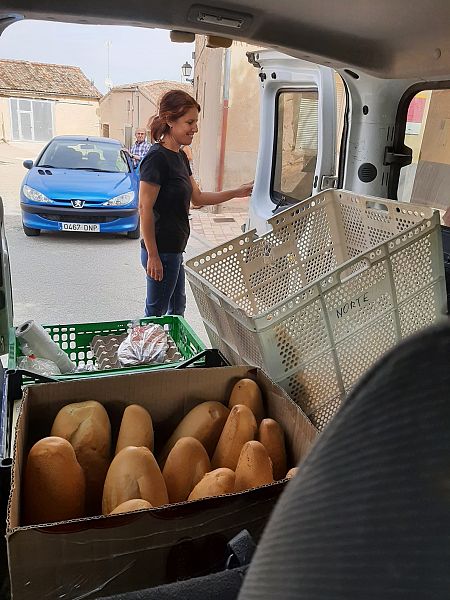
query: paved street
[{"left": 0, "top": 141, "right": 247, "bottom": 345}]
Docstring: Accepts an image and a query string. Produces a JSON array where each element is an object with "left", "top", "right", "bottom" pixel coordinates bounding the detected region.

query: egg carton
[{"left": 90, "top": 331, "right": 182, "bottom": 371}]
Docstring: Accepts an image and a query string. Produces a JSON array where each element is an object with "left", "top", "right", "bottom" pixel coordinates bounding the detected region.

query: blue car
[{"left": 20, "top": 135, "right": 140, "bottom": 238}]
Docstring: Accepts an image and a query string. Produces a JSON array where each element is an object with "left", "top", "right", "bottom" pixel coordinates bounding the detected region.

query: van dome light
[
  {"left": 198, "top": 12, "right": 243, "bottom": 28},
  {"left": 189, "top": 5, "right": 252, "bottom": 30}
]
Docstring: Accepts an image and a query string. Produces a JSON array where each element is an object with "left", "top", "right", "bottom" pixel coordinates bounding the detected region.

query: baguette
[
  {"left": 211, "top": 404, "right": 257, "bottom": 470},
  {"left": 23, "top": 436, "right": 85, "bottom": 525},
  {"left": 258, "top": 418, "right": 287, "bottom": 480},
  {"left": 163, "top": 437, "right": 210, "bottom": 503},
  {"left": 115, "top": 404, "right": 154, "bottom": 455},
  {"left": 110, "top": 499, "right": 153, "bottom": 514},
  {"left": 51, "top": 400, "right": 111, "bottom": 515},
  {"left": 102, "top": 446, "right": 168, "bottom": 514},
  {"left": 159, "top": 401, "right": 229, "bottom": 466},
  {"left": 188, "top": 468, "right": 235, "bottom": 501},
  {"left": 229, "top": 378, "right": 265, "bottom": 423},
  {"left": 235, "top": 440, "right": 273, "bottom": 492}
]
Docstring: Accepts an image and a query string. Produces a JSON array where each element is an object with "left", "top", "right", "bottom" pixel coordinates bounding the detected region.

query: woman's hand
[
  {"left": 147, "top": 253, "right": 163, "bottom": 281},
  {"left": 235, "top": 181, "right": 254, "bottom": 198},
  {"left": 190, "top": 178, "right": 253, "bottom": 207}
]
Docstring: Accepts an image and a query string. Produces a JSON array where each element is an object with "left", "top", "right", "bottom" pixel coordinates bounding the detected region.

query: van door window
[
  {"left": 272, "top": 90, "right": 319, "bottom": 205},
  {"left": 397, "top": 88, "right": 450, "bottom": 218}
]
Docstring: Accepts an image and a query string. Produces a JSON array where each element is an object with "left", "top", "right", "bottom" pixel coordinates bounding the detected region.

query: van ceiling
[{"left": 2, "top": 0, "right": 450, "bottom": 80}]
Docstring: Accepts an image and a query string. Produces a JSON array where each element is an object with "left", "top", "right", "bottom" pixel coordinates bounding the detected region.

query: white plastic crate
[{"left": 186, "top": 190, "right": 447, "bottom": 430}]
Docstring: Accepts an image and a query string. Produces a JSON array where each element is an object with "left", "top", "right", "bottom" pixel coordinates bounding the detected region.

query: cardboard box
[{"left": 7, "top": 366, "right": 317, "bottom": 600}]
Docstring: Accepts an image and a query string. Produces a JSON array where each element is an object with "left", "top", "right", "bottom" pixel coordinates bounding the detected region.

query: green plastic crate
[{"left": 9, "top": 316, "right": 206, "bottom": 382}]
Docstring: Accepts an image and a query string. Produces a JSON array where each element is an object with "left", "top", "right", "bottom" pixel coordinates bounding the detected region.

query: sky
[{"left": 0, "top": 20, "right": 195, "bottom": 93}]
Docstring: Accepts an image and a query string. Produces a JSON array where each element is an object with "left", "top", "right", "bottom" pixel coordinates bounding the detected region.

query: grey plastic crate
[{"left": 186, "top": 190, "right": 447, "bottom": 430}]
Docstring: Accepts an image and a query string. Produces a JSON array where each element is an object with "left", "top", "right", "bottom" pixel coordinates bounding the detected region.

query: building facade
[
  {"left": 99, "top": 81, "right": 193, "bottom": 149},
  {"left": 192, "top": 39, "right": 261, "bottom": 209},
  {"left": 0, "top": 59, "right": 101, "bottom": 142}
]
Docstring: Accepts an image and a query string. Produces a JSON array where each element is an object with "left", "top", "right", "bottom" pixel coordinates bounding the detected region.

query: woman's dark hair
[{"left": 149, "top": 90, "right": 201, "bottom": 142}]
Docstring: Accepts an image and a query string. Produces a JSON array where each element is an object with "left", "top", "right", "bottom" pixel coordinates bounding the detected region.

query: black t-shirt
[{"left": 139, "top": 143, "right": 193, "bottom": 253}]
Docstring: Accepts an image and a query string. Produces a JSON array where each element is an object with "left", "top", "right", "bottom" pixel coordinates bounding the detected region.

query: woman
[{"left": 139, "top": 90, "right": 252, "bottom": 317}]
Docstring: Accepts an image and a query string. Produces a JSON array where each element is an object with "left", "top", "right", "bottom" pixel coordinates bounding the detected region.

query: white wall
[
  {"left": 192, "top": 39, "right": 260, "bottom": 208},
  {"left": 0, "top": 97, "right": 11, "bottom": 141},
  {"left": 54, "top": 99, "right": 100, "bottom": 137},
  {"left": 192, "top": 38, "right": 224, "bottom": 192},
  {"left": 223, "top": 42, "right": 260, "bottom": 191},
  {"left": 0, "top": 95, "right": 100, "bottom": 141}
]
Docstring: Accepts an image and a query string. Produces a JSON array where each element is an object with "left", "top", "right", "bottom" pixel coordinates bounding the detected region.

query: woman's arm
[
  {"left": 139, "top": 180, "right": 164, "bottom": 281},
  {"left": 190, "top": 177, "right": 253, "bottom": 207}
]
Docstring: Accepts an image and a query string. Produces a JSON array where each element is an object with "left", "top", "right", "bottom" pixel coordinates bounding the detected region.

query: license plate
[{"left": 59, "top": 223, "right": 100, "bottom": 232}]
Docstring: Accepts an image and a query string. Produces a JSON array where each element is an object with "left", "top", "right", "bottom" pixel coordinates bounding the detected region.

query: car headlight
[
  {"left": 103, "top": 191, "right": 135, "bottom": 206},
  {"left": 22, "top": 185, "right": 52, "bottom": 203}
]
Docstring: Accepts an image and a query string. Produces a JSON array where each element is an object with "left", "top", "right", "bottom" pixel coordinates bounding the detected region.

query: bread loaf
[
  {"left": 228, "top": 378, "right": 264, "bottom": 423},
  {"left": 234, "top": 440, "right": 273, "bottom": 492},
  {"left": 211, "top": 404, "right": 257, "bottom": 470},
  {"left": 102, "top": 446, "right": 168, "bottom": 514},
  {"left": 286, "top": 467, "right": 299, "bottom": 479},
  {"left": 110, "top": 499, "right": 152, "bottom": 514},
  {"left": 159, "top": 401, "right": 229, "bottom": 465},
  {"left": 188, "top": 468, "right": 235, "bottom": 501},
  {"left": 162, "top": 437, "right": 210, "bottom": 503},
  {"left": 23, "top": 436, "right": 85, "bottom": 525},
  {"left": 258, "top": 418, "right": 287, "bottom": 480},
  {"left": 115, "top": 404, "right": 154, "bottom": 455},
  {"left": 51, "top": 400, "right": 111, "bottom": 515}
]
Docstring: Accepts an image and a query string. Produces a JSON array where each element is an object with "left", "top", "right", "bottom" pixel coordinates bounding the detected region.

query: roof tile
[
  {"left": 101, "top": 80, "right": 193, "bottom": 105},
  {"left": 0, "top": 59, "right": 101, "bottom": 99}
]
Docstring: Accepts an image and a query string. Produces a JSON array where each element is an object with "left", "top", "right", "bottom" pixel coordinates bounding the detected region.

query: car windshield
[{"left": 37, "top": 140, "right": 130, "bottom": 173}]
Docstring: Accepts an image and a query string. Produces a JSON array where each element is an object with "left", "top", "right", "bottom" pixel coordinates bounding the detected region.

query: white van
[
  {"left": 246, "top": 49, "right": 345, "bottom": 233},
  {"left": 247, "top": 47, "right": 450, "bottom": 234}
]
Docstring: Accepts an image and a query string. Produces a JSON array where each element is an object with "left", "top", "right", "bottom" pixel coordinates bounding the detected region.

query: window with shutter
[
  {"left": 9, "top": 98, "right": 53, "bottom": 141},
  {"left": 272, "top": 90, "right": 319, "bottom": 205},
  {"left": 295, "top": 96, "right": 318, "bottom": 152}
]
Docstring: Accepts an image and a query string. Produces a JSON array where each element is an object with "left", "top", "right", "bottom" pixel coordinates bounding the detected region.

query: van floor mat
[{"left": 98, "top": 565, "right": 247, "bottom": 600}]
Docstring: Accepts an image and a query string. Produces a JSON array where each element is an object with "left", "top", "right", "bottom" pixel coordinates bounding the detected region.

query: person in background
[
  {"left": 130, "top": 128, "right": 151, "bottom": 165},
  {"left": 139, "top": 89, "right": 253, "bottom": 317}
]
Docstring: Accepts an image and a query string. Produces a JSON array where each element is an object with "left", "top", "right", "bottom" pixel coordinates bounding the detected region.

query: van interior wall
[{"left": 339, "top": 71, "right": 416, "bottom": 199}]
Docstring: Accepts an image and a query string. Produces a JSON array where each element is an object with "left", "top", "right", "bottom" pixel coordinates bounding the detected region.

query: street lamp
[{"left": 181, "top": 61, "right": 194, "bottom": 84}]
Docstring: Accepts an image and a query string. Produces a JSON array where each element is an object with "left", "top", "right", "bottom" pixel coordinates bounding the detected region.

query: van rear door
[{"left": 247, "top": 50, "right": 343, "bottom": 234}]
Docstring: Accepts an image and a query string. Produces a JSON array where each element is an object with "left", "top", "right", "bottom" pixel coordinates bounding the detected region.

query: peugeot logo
[{"left": 71, "top": 199, "right": 85, "bottom": 208}]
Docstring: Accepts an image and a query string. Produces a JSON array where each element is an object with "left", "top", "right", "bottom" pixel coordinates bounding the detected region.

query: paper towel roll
[{"left": 16, "top": 320, "right": 76, "bottom": 374}]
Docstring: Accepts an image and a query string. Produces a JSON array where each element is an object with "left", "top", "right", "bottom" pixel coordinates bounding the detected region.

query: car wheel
[
  {"left": 127, "top": 220, "right": 140, "bottom": 239},
  {"left": 22, "top": 224, "right": 40, "bottom": 237}
]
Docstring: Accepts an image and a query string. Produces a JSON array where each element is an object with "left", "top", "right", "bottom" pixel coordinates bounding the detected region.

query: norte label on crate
[{"left": 327, "top": 279, "right": 392, "bottom": 329}]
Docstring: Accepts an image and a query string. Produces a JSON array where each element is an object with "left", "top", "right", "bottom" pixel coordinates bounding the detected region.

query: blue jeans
[{"left": 140, "top": 246, "right": 186, "bottom": 317}]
